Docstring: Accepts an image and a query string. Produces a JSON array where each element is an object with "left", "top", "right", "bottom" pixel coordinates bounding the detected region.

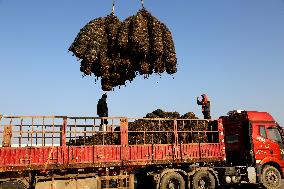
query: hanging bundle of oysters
[{"left": 69, "top": 2, "right": 177, "bottom": 91}]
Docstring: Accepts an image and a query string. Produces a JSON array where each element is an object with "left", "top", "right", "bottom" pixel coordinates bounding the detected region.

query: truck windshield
[{"left": 267, "top": 127, "right": 282, "bottom": 143}]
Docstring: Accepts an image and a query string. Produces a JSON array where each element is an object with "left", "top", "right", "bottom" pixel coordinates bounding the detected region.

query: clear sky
[{"left": 0, "top": 0, "right": 283, "bottom": 126}]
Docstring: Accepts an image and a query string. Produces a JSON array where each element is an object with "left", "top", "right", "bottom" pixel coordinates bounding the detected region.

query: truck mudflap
[{"left": 247, "top": 167, "right": 257, "bottom": 183}]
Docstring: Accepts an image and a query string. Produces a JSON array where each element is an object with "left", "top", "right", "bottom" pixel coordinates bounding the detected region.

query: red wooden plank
[
  {"left": 181, "top": 144, "right": 200, "bottom": 159},
  {"left": 129, "top": 145, "right": 152, "bottom": 161},
  {"left": 152, "top": 144, "right": 174, "bottom": 161}
]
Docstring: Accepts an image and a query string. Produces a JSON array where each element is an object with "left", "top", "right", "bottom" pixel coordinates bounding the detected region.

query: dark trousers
[
  {"left": 203, "top": 111, "right": 211, "bottom": 119},
  {"left": 99, "top": 118, "right": 108, "bottom": 131},
  {"left": 100, "top": 118, "right": 108, "bottom": 125}
]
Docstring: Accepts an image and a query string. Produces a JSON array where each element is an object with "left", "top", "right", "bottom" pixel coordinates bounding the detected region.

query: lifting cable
[
  {"left": 141, "top": 0, "right": 145, "bottom": 9},
  {"left": 112, "top": 0, "right": 115, "bottom": 15},
  {"left": 112, "top": 0, "right": 145, "bottom": 12}
]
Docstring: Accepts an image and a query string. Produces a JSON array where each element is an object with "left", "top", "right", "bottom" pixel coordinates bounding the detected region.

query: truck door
[
  {"left": 266, "top": 126, "right": 284, "bottom": 161},
  {"left": 253, "top": 124, "right": 284, "bottom": 165}
]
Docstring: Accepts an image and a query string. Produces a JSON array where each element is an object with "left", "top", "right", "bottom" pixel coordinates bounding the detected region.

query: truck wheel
[
  {"left": 160, "top": 172, "right": 185, "bottom": 189},
  {"left": 0, "top": 181, "right": 27, "bottom": 189},
  {"left": 192, "top": 171, "right": 215, "bottom": 189},
  {"left": 261, "top": 165, "right": 281, "bottom": 189}
]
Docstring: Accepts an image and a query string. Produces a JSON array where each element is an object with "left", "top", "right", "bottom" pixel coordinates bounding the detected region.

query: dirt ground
[{"left": 222, "top": 180, "right": 284, "bottom": 189}]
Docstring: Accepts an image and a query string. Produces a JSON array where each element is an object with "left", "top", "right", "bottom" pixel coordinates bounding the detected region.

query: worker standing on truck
[
  {"left": 197, "top": 94, "right": 211, "bottom": 119},
  {"left": 97, "top": 93, "right": 108, "bottom": 130}
]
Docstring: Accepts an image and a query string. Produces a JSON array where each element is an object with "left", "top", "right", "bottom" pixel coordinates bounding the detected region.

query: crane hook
[
  {"left": 112, "top": 0, "right": 115, "bottom": 15},
  {"left": 141, "top": 0, "right": 145, "bottom": 9}
]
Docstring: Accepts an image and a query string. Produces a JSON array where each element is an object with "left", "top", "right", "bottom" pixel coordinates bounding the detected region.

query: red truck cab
[{"left": 222, "top": 110, "right": 284, "bottom": 188}]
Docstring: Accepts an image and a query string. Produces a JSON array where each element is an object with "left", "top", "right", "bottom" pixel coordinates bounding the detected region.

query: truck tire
[
  {"left": 261, "top": 165, "right": 281, "bottom": 189},
  {"left": 0, "top": 181, "right": 27, "bottom": 189},
  {"left": 160, "top": 172, "right": 185, "bottom": 189},
  {"left": 192, "top": 170, "right": 215, "bottom": 189}
]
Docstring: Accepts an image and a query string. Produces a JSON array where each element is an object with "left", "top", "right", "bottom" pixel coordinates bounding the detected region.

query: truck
[{"left": 0, "top": 110, "right": 283, "bottom": 189}]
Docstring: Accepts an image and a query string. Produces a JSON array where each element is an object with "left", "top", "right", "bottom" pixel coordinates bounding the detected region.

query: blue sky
[{"left": 0, "top": 0, "right": 283, "bottom": 126}]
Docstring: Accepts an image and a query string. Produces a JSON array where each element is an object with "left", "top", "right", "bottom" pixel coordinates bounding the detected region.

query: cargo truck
[{"left": 0, "top": 110, "right": 283, "bottom": 189}]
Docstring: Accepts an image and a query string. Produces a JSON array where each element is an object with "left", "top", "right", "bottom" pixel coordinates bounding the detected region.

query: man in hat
[
  {"left": 97, "top": 93, "right": 108, "bottom": 130},
  {"left": 197, "top": 94, "right": 211, "bottom": 119}
]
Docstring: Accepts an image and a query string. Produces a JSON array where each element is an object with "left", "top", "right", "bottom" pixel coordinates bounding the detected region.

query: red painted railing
[{"left": 0, "top": 116, "right": 225, "bottom": 172}]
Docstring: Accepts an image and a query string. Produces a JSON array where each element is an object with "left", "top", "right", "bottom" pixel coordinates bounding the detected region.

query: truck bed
[{"left": 0, "top": 116, "right": 225, "bottom": 172}]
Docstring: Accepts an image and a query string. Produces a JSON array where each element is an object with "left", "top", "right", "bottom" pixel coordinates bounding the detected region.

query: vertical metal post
[
  {"left": 36, "top": 124, "right": 38, "bottom": 146},
  {"left": 84, "top": 118, "right": 87, "bottom": 145},
  {"left": 74, "top": 119, "right": 77, "bottom": 145},
  {"left": 60, "top": 117, "right": 67, "bottom": 146},
  {"left": 120, "top": 118, "right": 128, "bottom": 161},
  {"left": 43, "top": 118, "right": 46, "bottom": 146},
  {"left": 173, "top": 120, "right": 178, "bottom": 160},
  {"left": 2, "top": 119, "right": 12, "bottom": 147},
  {"left": 20, "top": 118, "right": 23, "bottom": 147},
  {"left": 31, "top": 117, "right": 34, "bottom": 146},
  {"left": 103, "top": 129, "right": 105, "bottom": 145},
  {"left": 93, "top": 118, "right": 95, "bottom": 163},
  {"left": 69, "top": 120, "right": 72, "bottom": 145},
  {"left": 41, "top": 118, "right": 44, "bottom": 146},
  {"left": 52, "top": 118, "right": 55, "bottom": 146}
]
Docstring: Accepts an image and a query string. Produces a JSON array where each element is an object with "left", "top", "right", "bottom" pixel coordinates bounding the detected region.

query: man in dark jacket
[
  {"left": 197, "top": 94, "right": 211, "bottom": 119},
  {"left": 97, "top": 94, "right": 108, "bottom": 127}
]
